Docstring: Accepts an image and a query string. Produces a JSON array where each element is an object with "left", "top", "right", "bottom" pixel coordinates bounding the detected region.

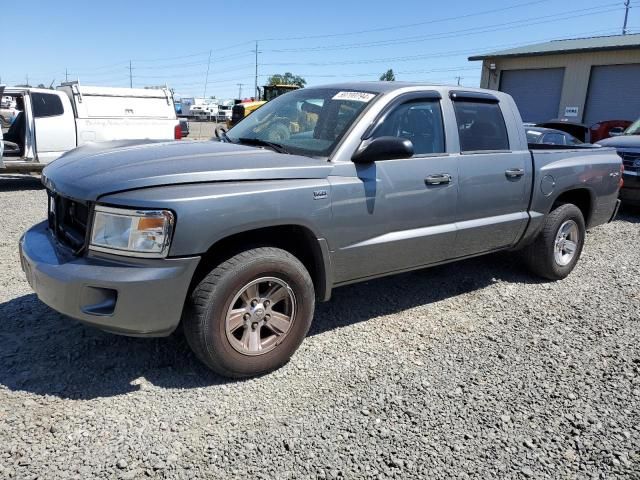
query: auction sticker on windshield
[{"left": 332, "top": 91, "right": 376, "bottom": 102}]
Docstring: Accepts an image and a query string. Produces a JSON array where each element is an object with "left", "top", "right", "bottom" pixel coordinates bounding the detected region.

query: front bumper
[
  {"left": 19, "top": 221, "right": 200, "bottom": 337},
  {"left": 620, "top": 172, "right": 640, "bottom": 206}
]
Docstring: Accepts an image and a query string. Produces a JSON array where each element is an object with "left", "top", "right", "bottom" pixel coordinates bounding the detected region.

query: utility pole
[
  {"left": 455, "top": 76, "right": 463, "bottom": 86},
  {"left": 129, "top": 60, "right": 133, "bottom": 88},
  {"left": 254, "top": 41, "right": 259, "bottom": 100},
  {"left": 65, "top": 68, "right": 69, "bottom": 82},
  {"left": 237, "top": 83, "right": 244, "bottom": 99},
  {"left": 622, "top": 0, "right": 631, "bottom": 35},
  {"left": 26, "top": 74, "right": 29, "bottom": 87}
]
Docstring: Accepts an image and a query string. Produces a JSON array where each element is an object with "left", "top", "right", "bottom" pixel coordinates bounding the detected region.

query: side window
[
  {"left": 453, "top": 100, "right": 509, "bottom": 152},
  {"left": 541, "top": 132, "right": 566, "bottom": 145},
  {"left": 31, "top": 93, "right": 64, "bottom": 118},
  {"left": 372, "top": 100, "right": 445, "bottom": 155}
]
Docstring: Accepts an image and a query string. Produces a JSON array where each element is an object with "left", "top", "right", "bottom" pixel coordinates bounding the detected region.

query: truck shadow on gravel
[
  {"left": 0, "top": 175, "right": 44, "bottom": 192},
  {"left": 0, "top": 251, "right": 542, "bottom": 400}
]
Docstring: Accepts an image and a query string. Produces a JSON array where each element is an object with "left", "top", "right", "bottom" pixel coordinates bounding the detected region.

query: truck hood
[
  {"left": 597, "top": 135, "right": 640, "bottom": 149},
  {"left": 42, "top": 140, "right": 334, "bottom": 201}
]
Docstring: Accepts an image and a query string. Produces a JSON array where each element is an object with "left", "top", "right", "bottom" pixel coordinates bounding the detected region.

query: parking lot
[{"left": 0, "top": 175, "right": 638, "bottom": 479}]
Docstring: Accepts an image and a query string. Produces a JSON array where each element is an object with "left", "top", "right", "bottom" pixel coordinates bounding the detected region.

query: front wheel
[
  {"left": 523, "top": 203, "right": 586, "bottom": 280},
  {"left": 183, "top": 247, "right": 315, "bottom": 378}
]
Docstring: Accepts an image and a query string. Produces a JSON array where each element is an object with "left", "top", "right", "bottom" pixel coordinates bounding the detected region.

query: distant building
[{"left": 469, "top": 34, "right": 640, "bottom": 124}]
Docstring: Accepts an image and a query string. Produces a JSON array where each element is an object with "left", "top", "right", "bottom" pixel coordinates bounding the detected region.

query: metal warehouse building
[{"left": 469, "top": 34, "right": 640, "bottom": 125}]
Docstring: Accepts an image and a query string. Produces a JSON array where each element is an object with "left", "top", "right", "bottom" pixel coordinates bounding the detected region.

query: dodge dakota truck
[{"left": 20, "top": 83, "right": 622, "bottom": 378}]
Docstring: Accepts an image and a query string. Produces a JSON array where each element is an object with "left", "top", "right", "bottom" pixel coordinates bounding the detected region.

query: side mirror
[
  {"left": 609, "top": 127, "right": 625, "bottom": 137},
  {"left": 352, "top": 136, "right": 414, "bottom": 164}
]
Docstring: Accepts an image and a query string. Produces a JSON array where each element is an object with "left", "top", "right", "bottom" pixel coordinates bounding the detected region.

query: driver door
[{"left": 329, "top": 95, "right": 459, "bottom": 283}]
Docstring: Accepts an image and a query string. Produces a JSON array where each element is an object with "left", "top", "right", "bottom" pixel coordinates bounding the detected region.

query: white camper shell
[{"left": 1, "top": 83, "right": 180, "bottom": 171}]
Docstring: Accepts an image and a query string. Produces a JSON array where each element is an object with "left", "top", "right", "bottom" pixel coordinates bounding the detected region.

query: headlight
[{"left": 90, "top": 206, "right": 174, "bottom": 258}]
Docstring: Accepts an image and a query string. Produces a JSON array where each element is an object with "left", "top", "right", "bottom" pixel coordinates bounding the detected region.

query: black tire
[
  {"left": 523, "top": 203, "right": 586, "bottom": 280},
  {"left": 183, "top": 247, "right": 315, "bottom": 378}
]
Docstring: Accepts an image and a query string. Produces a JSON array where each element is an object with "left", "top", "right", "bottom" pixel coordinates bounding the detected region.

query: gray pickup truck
[{"left": 20, "top": 83, "right": 622, "bottom": 378}]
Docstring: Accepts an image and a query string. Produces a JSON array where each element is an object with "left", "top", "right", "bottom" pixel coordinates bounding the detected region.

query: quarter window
[
  {"left": 372, "top": 100, "right": 445, "bottom": 155},
  {"left": 31, "top": 93, "right": 64, "bottom": 118},
  {"left": 453, "top": 101, "right": 509, "bottom": 152}
]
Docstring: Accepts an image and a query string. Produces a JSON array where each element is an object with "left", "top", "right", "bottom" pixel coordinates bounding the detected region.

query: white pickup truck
[{"left": 1, "top": 83, "right": 181, "bottom": 172}]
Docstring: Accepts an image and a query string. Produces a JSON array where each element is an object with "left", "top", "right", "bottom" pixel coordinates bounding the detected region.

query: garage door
[
  {"left": 499, "top": 68, "right": 565, "bottom": 123},
  {"left": 584, "top": 64, "right": 640, "bottom": 125}
]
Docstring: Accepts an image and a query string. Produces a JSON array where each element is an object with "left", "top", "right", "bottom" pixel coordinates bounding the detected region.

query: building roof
[{"left": 469, "top": 33, "right": 640, "bottom": 61}]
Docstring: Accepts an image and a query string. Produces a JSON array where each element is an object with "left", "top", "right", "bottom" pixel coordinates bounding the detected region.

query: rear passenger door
[{"left": 451, "top": 92, "right": 530, "bottom": 256}]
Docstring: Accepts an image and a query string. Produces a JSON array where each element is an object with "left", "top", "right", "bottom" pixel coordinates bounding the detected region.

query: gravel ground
[
  {"left": 183, "top": 121, "right": 221, "bottom": 141},
  {"left": 1, "top": 174, "right": 639, "bottom": 479}
]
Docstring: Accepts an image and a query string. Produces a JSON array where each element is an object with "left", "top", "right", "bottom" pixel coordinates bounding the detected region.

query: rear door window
[
  {"left": 453, "top": 100, "right": 509, "bottom": 152},
  {"left": 31, "top": 93, "right": 64, "bottom": 118}
]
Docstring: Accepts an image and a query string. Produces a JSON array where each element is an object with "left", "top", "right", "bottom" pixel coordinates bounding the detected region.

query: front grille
[
  {"left": 619, "top": 151, "right": 640, "bottom": 174},
  {"left": 47, "top": 191, "right": 89, "bottom": 252}
]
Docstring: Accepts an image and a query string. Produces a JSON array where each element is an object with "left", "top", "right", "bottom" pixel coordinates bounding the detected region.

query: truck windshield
[{"left": 226, "top": 88, "right": 377, "bottom": 157}]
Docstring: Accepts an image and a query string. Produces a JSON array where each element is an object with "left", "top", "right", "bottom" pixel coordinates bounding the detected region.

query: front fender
[{"left": 98, "top": 179, "right": 333, "bottom": 257}]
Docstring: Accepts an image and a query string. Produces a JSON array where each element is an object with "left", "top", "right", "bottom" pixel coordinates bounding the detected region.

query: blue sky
[{"left": 3, "top": 0, "right": 636, "bottom": 99}]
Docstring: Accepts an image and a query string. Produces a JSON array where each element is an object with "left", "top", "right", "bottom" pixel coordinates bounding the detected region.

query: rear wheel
[
  {"left": 523, "top": 203, "right": 586, "bottom": 280},
  {"left": 183, "top": 247, "right": 315, "bottom": 378}
]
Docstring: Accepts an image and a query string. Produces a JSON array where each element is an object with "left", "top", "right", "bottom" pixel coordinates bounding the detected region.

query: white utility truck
[{"left": 1, "top": 82, "right": 181, "bottom": 172}]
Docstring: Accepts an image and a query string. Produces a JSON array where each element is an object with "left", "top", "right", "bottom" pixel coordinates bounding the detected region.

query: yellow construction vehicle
[{"left": 228, "top": 84, "right": 300, "bottom": 127}]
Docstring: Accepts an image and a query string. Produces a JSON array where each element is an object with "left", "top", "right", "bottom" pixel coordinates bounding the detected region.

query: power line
[
  {"left": 263, "top": 3, "right": 621, "bottom": 53},
  {"left": 134, "top": 64, "right": 254, "bottom": 79},
  {"left": 261, "top": 28, "right": 624, "bottom": 67},
  {"left": 39, "top": 0, "right": 557, "bottom": 76},
  {"left": 133, "top": 53, "right": 254, "bottom": 71},
  {"left": 23, "top": 3, "right": 623, "bottom": 85},
  {"left": 258, "top": 0, "right": 553, "bottom": 41}
]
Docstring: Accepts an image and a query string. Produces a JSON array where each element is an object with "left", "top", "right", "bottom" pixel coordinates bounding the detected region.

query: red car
[{"left": 590, "top": 120, "right": 634, "bottom": 143}]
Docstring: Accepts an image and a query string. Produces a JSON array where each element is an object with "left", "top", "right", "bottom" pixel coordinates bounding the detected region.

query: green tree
[
  {"left": 267, "top": 72, "right": 307, "bottom": 87},
  {"left": 379, "top": 69, "right": 396, "bottom": 81}
]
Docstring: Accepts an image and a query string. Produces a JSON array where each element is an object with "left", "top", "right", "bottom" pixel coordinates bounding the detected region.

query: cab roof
[{"left": 304, "top": 81, "right": 496, "bottom": 96}]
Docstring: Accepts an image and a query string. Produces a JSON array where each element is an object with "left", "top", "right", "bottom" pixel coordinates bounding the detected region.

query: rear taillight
[{"left": 174, "top": 124, "right": 182, "bottom": 140}]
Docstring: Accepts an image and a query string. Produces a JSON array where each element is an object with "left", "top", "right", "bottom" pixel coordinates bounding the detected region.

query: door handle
[
  {"left": 505, "top": 168, "right": 525, "bottom": 178},
  {"left": 425, "top": 173, "right": 452, "bottom": 185}
]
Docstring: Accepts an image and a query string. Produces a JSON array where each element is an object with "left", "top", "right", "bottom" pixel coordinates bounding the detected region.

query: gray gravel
[{"left": 1, "top": 174, "right": 639, "bottom": 479}]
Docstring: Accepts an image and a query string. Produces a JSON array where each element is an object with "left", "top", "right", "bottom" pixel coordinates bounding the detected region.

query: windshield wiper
[{"left": 236, "top": 137, "right": 290, "bottom": 154}]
